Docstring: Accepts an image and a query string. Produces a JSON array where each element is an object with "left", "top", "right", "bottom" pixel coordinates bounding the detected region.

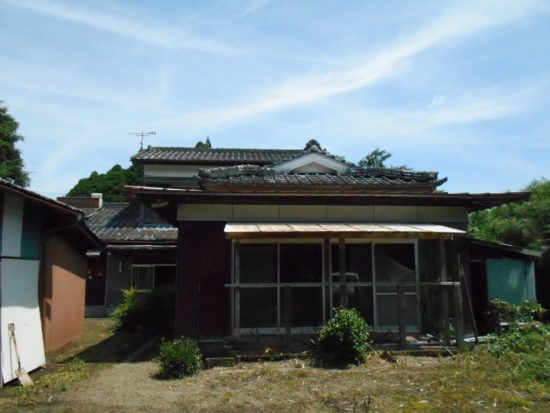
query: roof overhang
[
  {"left": 225, "top": 223, "right": 466, "bottom": 240},
  {"left": 105, "top": 244, "right": 178, "bottom": 252}
]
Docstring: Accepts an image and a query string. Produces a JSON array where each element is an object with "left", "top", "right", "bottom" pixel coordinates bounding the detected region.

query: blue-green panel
[
  {"left": 21, "top": 200, "right": 42, "bottom": 259},
  {"left": 486, "top": 258, "right": 536, "bottom": 305}
]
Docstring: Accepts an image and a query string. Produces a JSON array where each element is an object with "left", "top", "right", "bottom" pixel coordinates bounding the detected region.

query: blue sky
[{"left": 1, "top": 0, "right": 549, "bottom": 197}]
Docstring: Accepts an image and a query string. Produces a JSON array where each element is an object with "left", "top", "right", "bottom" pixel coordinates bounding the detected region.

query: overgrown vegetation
[
  {"left": 156, "top": 339, "right": 203, "bottom": 379},
  {"left": 111, "top": 286, "right": 175, "bottom": 337},
  {"left": 486, "top": 298, "right": 545, "bottom": 332},
  {"left": 469, "top": 179, "right": 550, "bottom": 251},
  {"left": 486, "top": 321, "right": 549, "bottom": 383},
  {"left": 314, "top": 308, "right": 372, "bottom": 367},
  {"left": 2, "top": 317, "right": 549, "bottom": 412},
  {"left": 66, "top": 163, "right": 142, "bottom": 201}
]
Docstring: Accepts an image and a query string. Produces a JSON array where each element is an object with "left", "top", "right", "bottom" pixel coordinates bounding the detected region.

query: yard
[{"left": 0, "top": 319, "right": 548, "bottom": 412}]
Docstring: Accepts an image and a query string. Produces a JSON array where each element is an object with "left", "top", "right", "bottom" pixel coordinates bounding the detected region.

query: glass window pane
[
  {"left": 240, "top": 244, "right": 277, "bottom": 283},
  {"left": 376, "top": 295, "right": 418, "bottom": 327},
  {"left": 240, "top": 288, "right": 277, "bottom": 328},
  {"left": 131, "top": 266, "right": 154, "bottom": 290},
  {"left": 348, "top": 287, "right": 374, "bottom": 326},
  {"left": 281, "top": 287, "right": 323, "bottom": 327},
  {"left": 280, "top": 244, "right": 322, "bottom": 283},
  {"left": 374, "top": 244, "right": 416, "bottom": 284},
  {"left": 331, "top": 243, "right": 372, "bottom": 282}
]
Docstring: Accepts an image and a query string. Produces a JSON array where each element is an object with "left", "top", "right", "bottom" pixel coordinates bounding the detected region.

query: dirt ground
[
  {"left": 14, "top": 356, "right": 446, "bottom": 413},
  {"left": 1, "top": 319, "right": 548, "bottom": 412}
]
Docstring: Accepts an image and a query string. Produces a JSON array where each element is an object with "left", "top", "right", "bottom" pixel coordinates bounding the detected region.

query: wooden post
[
  {"left": 398, "top": 284, "right": 407, "bottom": 348},
  {"left": 323, "top": 238, "right": 331, "bottom": 324},
  {"left": 453, "top": 283, "right": 465, "bottom": 350},
  {"left": 234, "top": 241, "right": 241, "bottom": 341},
  {"left": 439, "top": 240, "right": 451, "bottom": 345},
  {"left": 338, "top": 237, "right": 348, "bottom": 308},
  {"left": 284, "top": 285, "right": 292, "bottom": 346}
]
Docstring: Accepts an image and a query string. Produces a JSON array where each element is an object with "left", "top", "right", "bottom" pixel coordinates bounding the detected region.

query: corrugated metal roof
[{"left": 225, "top": 223, "right": 466, "bottom": 239}]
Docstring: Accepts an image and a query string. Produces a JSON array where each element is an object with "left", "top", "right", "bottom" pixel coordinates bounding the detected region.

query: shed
[{"left": 0, "top": 179, "right": 99, "bottom": 385}]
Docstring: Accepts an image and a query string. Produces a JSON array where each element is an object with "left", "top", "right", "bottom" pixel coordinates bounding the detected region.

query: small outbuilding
[{"left": 0, "top": 179, "right": 98, "bottom": 385}]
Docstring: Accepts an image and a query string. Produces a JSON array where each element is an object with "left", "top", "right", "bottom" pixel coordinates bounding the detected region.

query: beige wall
[
  {"left": 178, "top": 203, "right": 469, "bottom": 227},
  {"left": 41, "top": 235, "right": 87, "bottom": 355}
]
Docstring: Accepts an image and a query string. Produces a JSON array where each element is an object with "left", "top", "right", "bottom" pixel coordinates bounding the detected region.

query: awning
[{"left": 225, "top": 223, "right": 466, "bottom": 240}]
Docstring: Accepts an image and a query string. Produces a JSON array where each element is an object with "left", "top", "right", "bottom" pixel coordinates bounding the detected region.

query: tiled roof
[
  {"left": 198, "top": 165, "right": 447, "bottom": 193},
  {"left": 132, "top": 146, "right": 302, "bottom": 165},
  {"left": 86, "top": 201, "right": 177, "bottom": 242}
]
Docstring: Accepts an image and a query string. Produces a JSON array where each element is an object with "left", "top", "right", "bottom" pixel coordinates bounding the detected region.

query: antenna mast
[{"left": 130, "top": 131, "right": 156, "bottom": 150}]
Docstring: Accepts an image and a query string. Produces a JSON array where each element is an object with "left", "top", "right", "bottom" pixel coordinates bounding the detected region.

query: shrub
[
  {"left": 111, "top": 285, "right": 175, "bottom": 336},
  {"left": 111, "top": 288, "right": 141, "bottom": 332},
  {"left": 314, "top": 307, "right": 371, "bottom": 367},
  {"left": 157, "top": 338, "right": 203, "bottom": 379},
  {"left": 486, "top": 322, "right": 549, "bottom": 382},
  {"left": 487, "top": 299, "right": 545, "bottom": 332}
]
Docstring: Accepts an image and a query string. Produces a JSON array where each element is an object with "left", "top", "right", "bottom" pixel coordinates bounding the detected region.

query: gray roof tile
[
  {"left": 198, "top": 165, "right": 447, "bottom": 193},
  {"left": 132, "top": 146, "right": 302, "bottom": 165},
  {"left": 86, "top": 201, "right": 177, "bottom": 242}
]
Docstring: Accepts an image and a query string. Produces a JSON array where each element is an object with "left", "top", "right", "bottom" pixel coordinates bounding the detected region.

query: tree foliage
[
  {"left": 358, "top": 148, "right": 392, "bottom": 168},
  {"left": 195, "top": 137, "right": 212, "bottom": 148},
  {"left": 67, "top": 164, "right": 142, "bottom": 202},
  {"left": 0, "top": 104, "right": 30, "bottom": 186},
  {"left": 469, "top": 179, "right": 550, "bottom": 251},
  {"left": 358, "top": 148, "right": 410, "bottom": 170}
]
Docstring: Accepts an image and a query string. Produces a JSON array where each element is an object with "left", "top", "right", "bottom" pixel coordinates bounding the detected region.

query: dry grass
[
  {"left": 165, "top": 353, "right": 548, "bottom": 412},
  {"left": 1, "top": 319, "right": 548, "bottom": 412}
]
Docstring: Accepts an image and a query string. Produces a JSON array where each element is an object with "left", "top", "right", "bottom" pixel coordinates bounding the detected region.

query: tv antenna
[{"left": 130, "top": 131, "right": 156, "bottom": 150}]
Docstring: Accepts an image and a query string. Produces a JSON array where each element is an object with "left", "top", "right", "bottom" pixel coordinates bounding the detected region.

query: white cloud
[
  {"left": 0, "top": 0, "right": 239, "bottom": 55},
  {"left": 156, "top": 0, "right": 545, "bottom": 131}
]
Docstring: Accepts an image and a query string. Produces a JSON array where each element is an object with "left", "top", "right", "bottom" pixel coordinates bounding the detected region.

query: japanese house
[
  {"left": 127, "top": 142, "right": 530, "bottom": 348},
  {"left": 58, "top": 195, "right": 178, "bottom": 316},
  {"left": 0, "top": 179, "right": 98, "bottom": 385}
]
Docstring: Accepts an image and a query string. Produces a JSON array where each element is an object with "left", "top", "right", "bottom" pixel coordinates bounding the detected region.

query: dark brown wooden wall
[{"left": 176, "top": 221, "right": 231, "bottom": 339}]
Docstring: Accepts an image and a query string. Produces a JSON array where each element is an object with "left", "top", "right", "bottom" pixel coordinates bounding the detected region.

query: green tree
[
  {"left": 469, "top": 179, "right": 550, "bottom": 251},
  {"left": 358, "top": 148, "right": 410, "bottom": 170},
  {"left": 0, "top": 104, "right": 30, "bottom": 186},
  {"left": 195, "top": 137, "right": 212, "bottom": 148},
  {"left": 67, "top": 164, "right": 142, "bottom": 202},
  {"left": 358, "top": 148, "right": 391, "bottom": 168}
]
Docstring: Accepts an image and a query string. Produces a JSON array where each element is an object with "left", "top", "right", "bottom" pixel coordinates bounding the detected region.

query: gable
[{"left": 273, "top": 152, "right": 349, "bottom": 174}]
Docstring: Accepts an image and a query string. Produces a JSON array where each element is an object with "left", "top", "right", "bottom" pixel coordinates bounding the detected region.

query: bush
[
  {"left": 314, "top": 307, "right": 371, "bottom": 367},
  {"left": 487, "top": 299, "right": 545, "bottom": 332},
  {"left": 111, "top": 288, "right": 141, "bottom": 332},
  {"left": 486, "top": 322, "right": 549, "bottom": 382},
  {"left": 157, "top": 339, "right": 203, "bottom": 379},
  {"left": 111, "top": 285, "right": 175, "bottom": 336}
]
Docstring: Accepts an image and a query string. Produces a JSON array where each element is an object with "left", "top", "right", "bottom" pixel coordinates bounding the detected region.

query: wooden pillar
[
  {"left": 338, "top": 237, "right": 348, "bottom": 308},
  {"left": 439, "top": 240, "right": 451, "bottom": 345},
  {"left": 323, "top": 238, "right": 331, "bottom": 324},
  {"left": 284, "top": 285, "right": 292, "bottom": 345},
  {"left": 453, "top": 283, "right": 465, "bottom": 349},
  {"left": 397, "top": 284, "right": 407, "bottom": 348},
  {"left": 234, "top": 240, "right": 241, "bottom": 341}
]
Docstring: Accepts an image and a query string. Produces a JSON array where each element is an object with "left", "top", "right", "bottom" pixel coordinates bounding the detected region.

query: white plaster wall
[
  {"left": 0, "top": 259, "right": 45, "bottom": 384},
  {"left": 144, "top": 164, "right": 200, "bottom": 178}
]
